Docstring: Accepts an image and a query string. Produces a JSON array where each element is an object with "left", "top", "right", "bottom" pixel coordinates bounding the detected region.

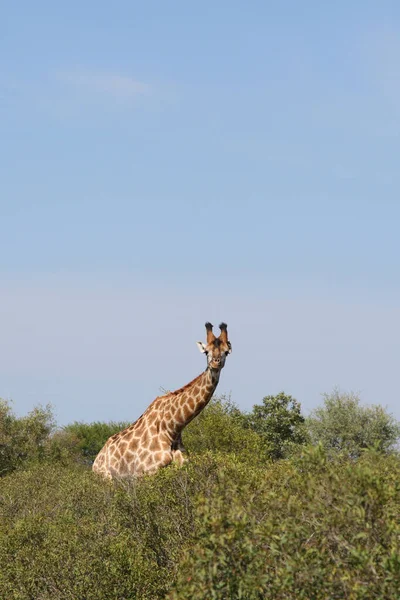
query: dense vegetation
[{"left": 1, "top": 391, "right": 399, "bottom": 599}]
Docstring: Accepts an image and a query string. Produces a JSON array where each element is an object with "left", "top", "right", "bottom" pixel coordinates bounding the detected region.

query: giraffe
[{"left": 92, "top": 322, "right": 232, "bottom": 479}]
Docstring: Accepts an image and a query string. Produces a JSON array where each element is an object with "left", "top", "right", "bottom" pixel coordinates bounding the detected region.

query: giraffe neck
[{"left": 164, "top": 367, "right": 221, "bottom": 437}]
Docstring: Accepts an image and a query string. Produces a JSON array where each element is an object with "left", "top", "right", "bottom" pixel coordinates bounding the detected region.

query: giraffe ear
[{"left": 196, "top": 342, "right": 207, "bottom": 353}]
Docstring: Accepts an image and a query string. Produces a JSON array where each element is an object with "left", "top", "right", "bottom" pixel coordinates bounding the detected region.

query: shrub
[
  {"left": 0, "top": 463, "right": 175, "bottom": 599},
  {"left": 59, "top": 420, "right": 130, "bottom": 463},
  {"left": 1, "top": 444, "right": 400, "bottom": 599},
  {"left": 183, "top": 396, "right": 269, "bottom": 464},
  {"left": 2, "top": 392, "right": 400, "bottom": 599},
  {"left": 0, "top": 399, "right": 55, "bottom": 476},
  {"left": 0, "top": 453, "right": 264, "bottom": 600},
  {"left": 241, "top": 392, "right": 308, "bottom": 459},
  {"left": 306, "top": 390, "right": 400, "bottom": 458},
  {"left": 171, "top": 448, "right": 400, "bottom": 600}
]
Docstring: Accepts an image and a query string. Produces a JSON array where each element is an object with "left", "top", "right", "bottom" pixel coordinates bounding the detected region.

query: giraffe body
[{"left": 92, "top": 322, "right": 231, "bottom": 479}]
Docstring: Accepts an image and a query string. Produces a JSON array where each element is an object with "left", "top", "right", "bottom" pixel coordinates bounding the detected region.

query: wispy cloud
[{"left": 56, "top": 70, "right": 150, "bottom": 100}]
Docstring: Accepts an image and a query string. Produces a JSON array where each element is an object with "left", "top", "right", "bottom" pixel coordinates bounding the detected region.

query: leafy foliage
[
  {"left": 306, "top": 389, "right": 400, "bottom": 458},
  {"left": 183, "top": 395, "right": 269, "bottom": 464},
  {"left": 0, "top": 399, "right": 55, "bottom": 476},
  {"left": 0, "top": 454, "right": 263, "bottom": 600},
  {"left": 0, "top": 391, "right": 400, "bottom": 599},
  {"left": 1, "top": 449, "right": 400, "bottom": 599},
  {"left": 60, "top": 420, "right": 130, "bottom": 463},
  {"left": 241, "top": 392, "right": 308, "bottom": 459},
  {"left": 171, "top": 448, "right": 400, "bottom": 600}
]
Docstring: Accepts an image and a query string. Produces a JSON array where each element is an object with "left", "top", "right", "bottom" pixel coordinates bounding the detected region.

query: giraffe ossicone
[{"left": 92, "top": 322, "right": 232, "bottom": 479}]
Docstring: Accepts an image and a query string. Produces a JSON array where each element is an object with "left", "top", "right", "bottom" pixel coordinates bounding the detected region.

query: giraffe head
[{"left": 197, "top": 322, "right": 232, "bottom": 370}]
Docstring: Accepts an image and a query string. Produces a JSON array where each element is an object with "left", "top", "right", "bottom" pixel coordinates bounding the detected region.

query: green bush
[
  {"left": 171, "top": 448, "right": 400, "bottom": 600},
  {"left": 1, "top": 448, "right": 399, "bottom": 599},
  {"left": 1, "top": 392, "right": 400, "bottom": 599},
  {"left": 59, "top": 420, "right": 130, "bottom": 463},
  {"left": 0, "top": 399, "right": 55, "bottom": 476},
  {"left": 241, "top": 392, "right": 308, "bottom": 459},
  {"left": 0, "top": 454, "right": 264, "bottom": 600},
  {"left": 306, "top": 390, "right": 400, "bottom": 458},
  {"left": 0, "top": 400, "right": 127, "bottom": 473},
  {"left": 183, "top": 396, "right": 269, "bottom": 464},
  {"left": 0, "top": 463, "right": 164, "bottom": 599}
]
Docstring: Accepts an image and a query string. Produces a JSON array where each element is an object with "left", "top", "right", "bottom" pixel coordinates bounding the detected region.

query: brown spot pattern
[
  {"left": 149, "top": 438, "right": 161, "bottom": 451},
  {"left": 92, "top": 363, "right": 223, "bottom": 479}
]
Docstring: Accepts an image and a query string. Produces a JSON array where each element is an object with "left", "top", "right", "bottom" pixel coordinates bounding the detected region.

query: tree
[
  {"left": 183, "top": 395, "right": 268, "bottom": 463},
  {"left": 306, "top": 389, "right": 400, "bottom": 458},
  {"left": 242, "top": 392, "right": 307, "bottom": 460},
  {"left": 59, "top": 420, "right": 130, "bottom": 463},
  {"left": 0, "top": 399, "right": 55, "bottom": 476}
]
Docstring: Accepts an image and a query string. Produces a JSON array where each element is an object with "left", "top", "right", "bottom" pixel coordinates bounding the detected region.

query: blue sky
[{"left": 1, "top": 1, "right": 400, "bottom": 425}]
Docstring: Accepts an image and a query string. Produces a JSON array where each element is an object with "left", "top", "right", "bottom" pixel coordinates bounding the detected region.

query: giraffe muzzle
[{"left": 210, "top": 356, "right": 224, "bottom": 370}]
